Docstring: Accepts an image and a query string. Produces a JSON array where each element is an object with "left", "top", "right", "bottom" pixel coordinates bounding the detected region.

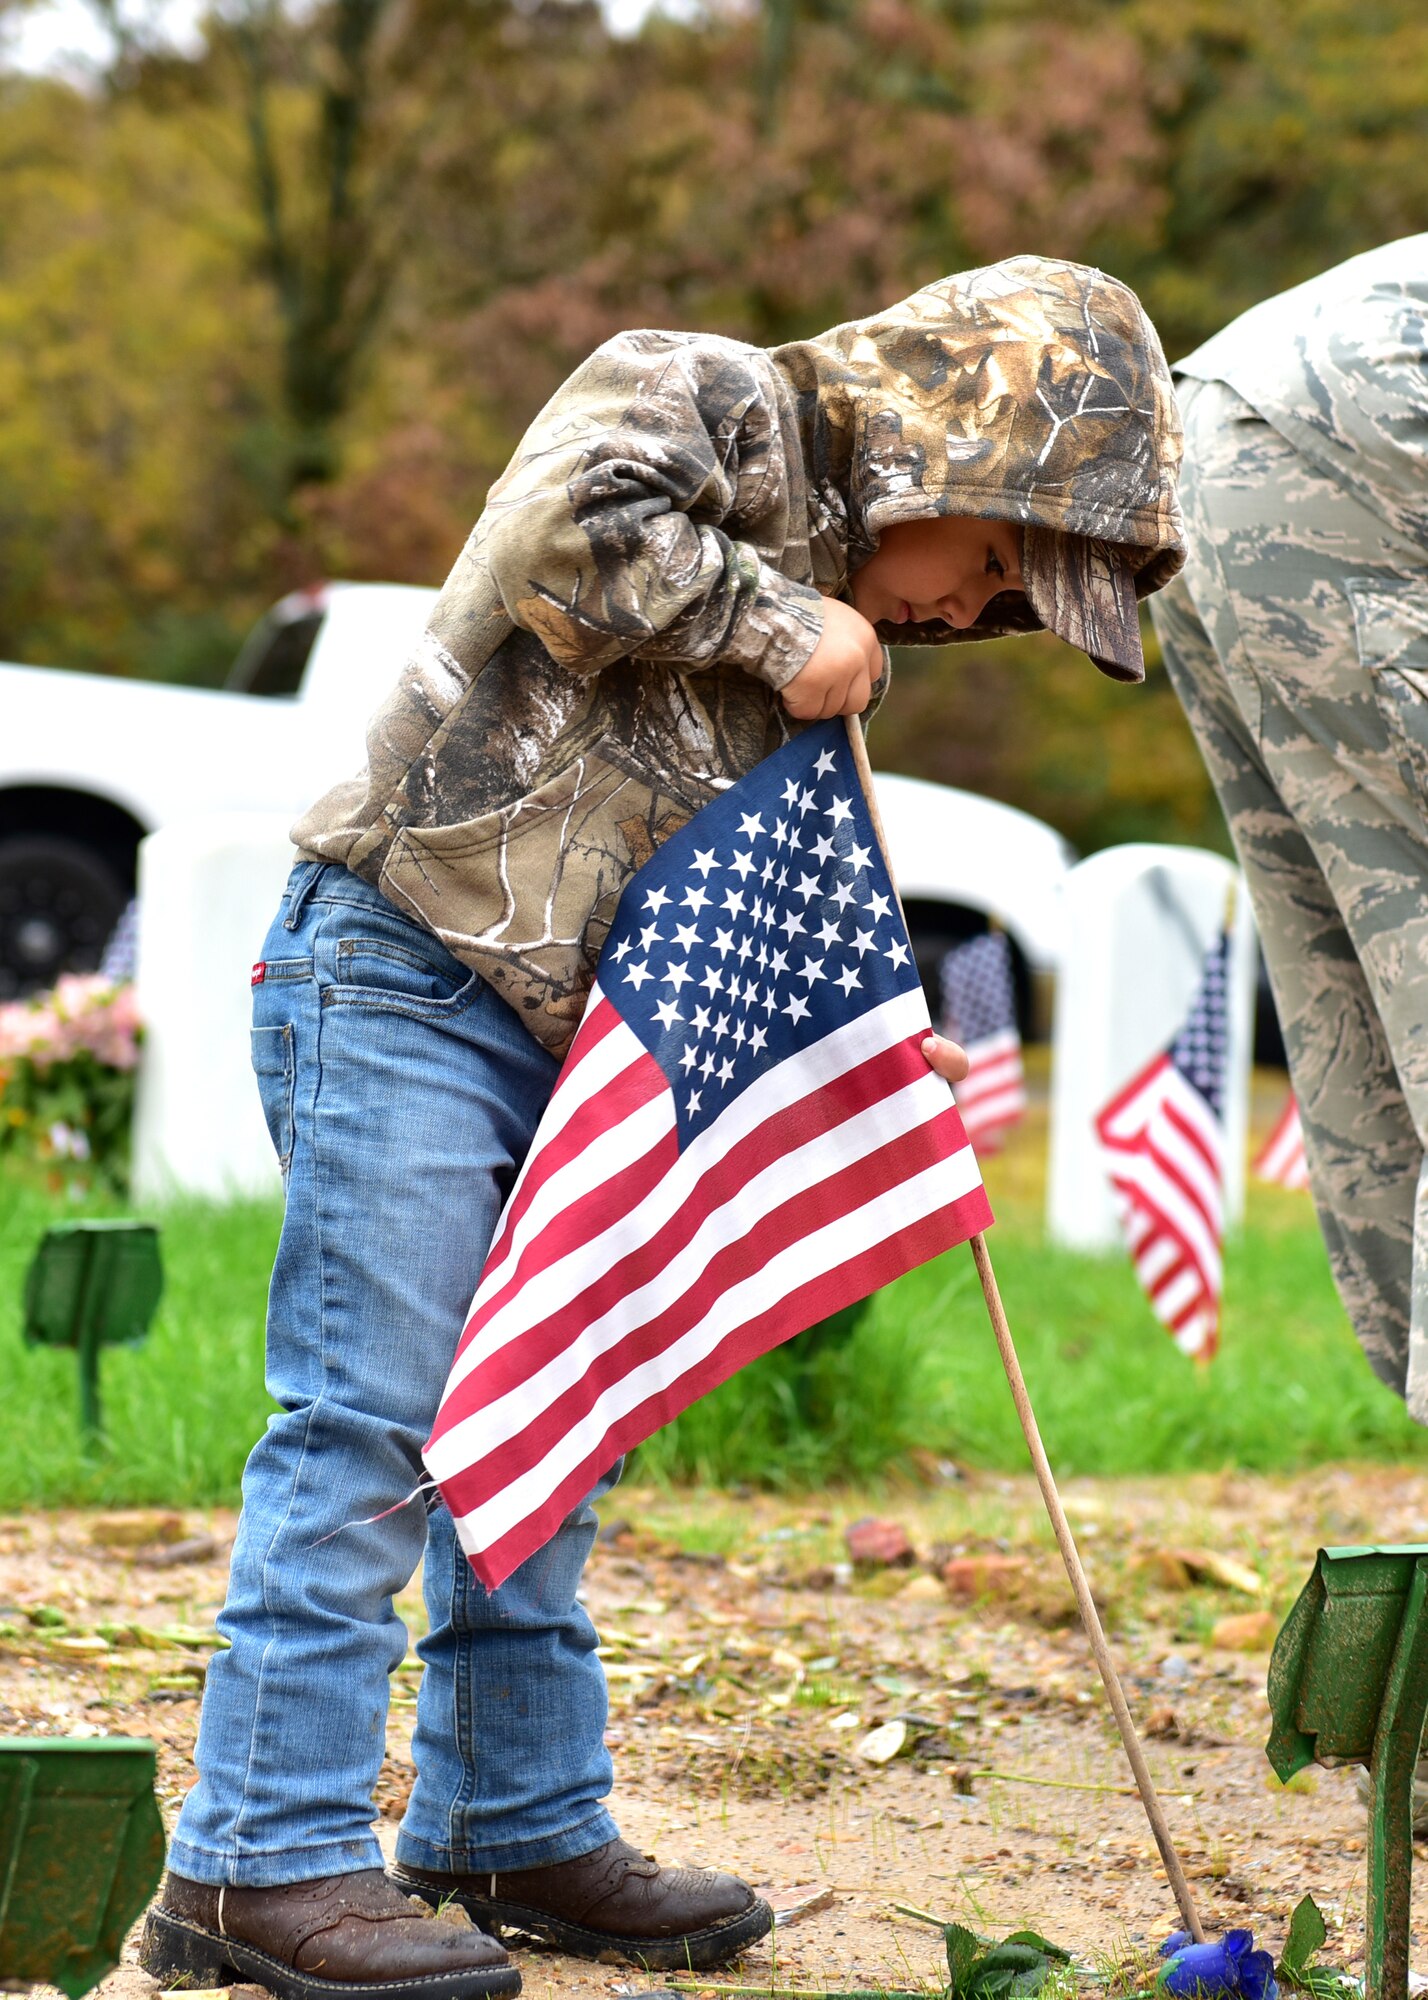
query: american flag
[
  {"left": 1094, "top": 934, "right": 1228, "bottom": 1361},
  {"left": 425, "top": 722, "right": 994, "bottom": 1588},
  {"left": 939, "top": 933, "right": 1026, "bottom": 1154},
  {"left": 1254, "top": 1092, "right": 1309, "bottom": 1190}
]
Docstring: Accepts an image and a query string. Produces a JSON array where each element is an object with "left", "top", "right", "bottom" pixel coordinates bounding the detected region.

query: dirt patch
[{"left": 4, "top": 1465, "right": 1427, "bottom": 1998}]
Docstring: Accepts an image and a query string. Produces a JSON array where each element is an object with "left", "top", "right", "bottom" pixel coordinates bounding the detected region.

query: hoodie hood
[{"left": 770, "top": 255, "right": 1186, "bottom": 655}]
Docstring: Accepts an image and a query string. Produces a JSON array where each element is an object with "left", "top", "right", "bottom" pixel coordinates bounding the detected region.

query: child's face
[{"left": 849, "top": 515, "right": 1024, "bottom": 632}]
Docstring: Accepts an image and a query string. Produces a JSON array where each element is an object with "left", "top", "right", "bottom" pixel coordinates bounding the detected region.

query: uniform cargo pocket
[
  {"left": 1346, "top": 576, "right": 1428, "bottom": 817},
  {"left": 251, "top": 1023, "right": 295, "bottom": 1172}
]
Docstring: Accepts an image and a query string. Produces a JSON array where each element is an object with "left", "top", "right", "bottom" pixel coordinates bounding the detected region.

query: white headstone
[
  {"left": 132, "top": 816, "right": 295, "bottom": 1202},
  {"left": 1046, "top": 843, "right": 1257, "bottom": 1251}
]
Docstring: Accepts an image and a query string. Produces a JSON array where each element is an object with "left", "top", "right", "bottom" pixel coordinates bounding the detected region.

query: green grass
[
  {"left": 0, "top": 1165, "right": 281, "bottom": 1509},
  {"left": 1, "top": 1160, "right": 1425, "bottom": 1510},
  {"left": 639, "top": 1192, "right": 1428, "bottom": 1485}
]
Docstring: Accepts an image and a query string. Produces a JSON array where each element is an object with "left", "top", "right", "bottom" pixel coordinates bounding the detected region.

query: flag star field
[{"left": 603, "top": 737, "right": 920, "bottom": 1144}]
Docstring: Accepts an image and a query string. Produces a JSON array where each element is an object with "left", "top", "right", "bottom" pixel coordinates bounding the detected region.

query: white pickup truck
[{"left": 0, "top": 581, "right": 1073, "bottom": 1024}]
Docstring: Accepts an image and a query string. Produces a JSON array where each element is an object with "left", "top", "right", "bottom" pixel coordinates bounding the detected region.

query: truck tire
[{"left": 0, "top": 835, "right": 129, "bottom": 998}]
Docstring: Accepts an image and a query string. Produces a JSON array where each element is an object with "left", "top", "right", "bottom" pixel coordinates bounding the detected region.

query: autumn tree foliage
[{"left": 1, "top": 0, "right": 1426, "bottom": 850}]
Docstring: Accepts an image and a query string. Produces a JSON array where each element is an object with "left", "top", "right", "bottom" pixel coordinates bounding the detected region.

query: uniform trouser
[
  {"left": 1149, "top": 376, "right": 1428, "bottom": 1419},
  {"left": 169, "top": 861, "right": 622, "bottom": 1886}
]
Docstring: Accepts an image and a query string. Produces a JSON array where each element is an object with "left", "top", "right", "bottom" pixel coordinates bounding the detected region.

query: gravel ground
[{"left": 4, "top": 1465, "right": 1426, "bottom": 1998}]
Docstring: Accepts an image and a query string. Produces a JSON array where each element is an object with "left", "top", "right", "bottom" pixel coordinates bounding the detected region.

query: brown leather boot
[
  {"left": 140, "top": 1867, "right": 521, "bottom": 2000},
  {"left": 389, "top": 1838, "right": 773, "bottom": 1970}
]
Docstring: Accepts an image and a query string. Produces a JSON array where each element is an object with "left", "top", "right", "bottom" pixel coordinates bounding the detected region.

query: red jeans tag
[{"left": 251, "top": 961, "right": 267, "bottom": 986}]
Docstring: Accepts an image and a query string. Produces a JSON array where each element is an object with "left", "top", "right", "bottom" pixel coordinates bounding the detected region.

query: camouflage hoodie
[{"left": 294, "top": 255, "right": 1184, "bottom": 1057}]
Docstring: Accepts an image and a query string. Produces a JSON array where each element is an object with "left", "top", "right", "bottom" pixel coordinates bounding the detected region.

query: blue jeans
[{"left": 169, "top": 862, "right": 622, "bottom": 1887}]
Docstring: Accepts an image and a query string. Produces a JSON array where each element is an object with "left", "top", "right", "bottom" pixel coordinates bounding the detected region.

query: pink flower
[{"left": 0, "top": 977, "right": 141, "bottom": 1072}]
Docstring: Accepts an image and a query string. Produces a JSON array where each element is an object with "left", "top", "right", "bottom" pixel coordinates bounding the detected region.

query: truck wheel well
[{"left": 0, "top": 788, "right": 147, "bottom": 895}]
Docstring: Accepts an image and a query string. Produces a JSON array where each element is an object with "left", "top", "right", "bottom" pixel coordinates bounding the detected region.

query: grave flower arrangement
[{"left": 0, "top": 974, "right": 142, "bottom": 1193}]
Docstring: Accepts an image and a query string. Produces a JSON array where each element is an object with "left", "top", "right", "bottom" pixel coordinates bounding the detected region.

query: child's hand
[
  {"left": 921, "top": 1033, "right": 970, "bottom": 1085},
  {"left": 781, "top": 598, "right": 883, "bottom": 720}
]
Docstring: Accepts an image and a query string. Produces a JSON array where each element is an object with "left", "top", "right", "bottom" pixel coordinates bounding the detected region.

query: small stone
[
  {"left": 898, "top": 1572, "right": 947, "bottom": 1603},
  {"left": 91, "top": 1968, "right": 161, "bottom": 2000},
  {"left": 1160, "top": 1652, "right": 1194, "bottom": 1681},
  {"left": 940, "top": 1553, "right": 1027, "bottom": 1600},
  {"left": 1210, "top": 1610, "right": 1277, "bottom": 1652},
  {"left": 845, "top": 1517, "right": 915, "bottom": 1568},
  {"left": 857, "top": 1719, "right": 909, "bottom": 1763},
  {"left": 790, "top": 1563, "right": 838, "bottom": 1591},
  {"left": 90, "top": 1511, "right": 187, "bottom": 1549}
]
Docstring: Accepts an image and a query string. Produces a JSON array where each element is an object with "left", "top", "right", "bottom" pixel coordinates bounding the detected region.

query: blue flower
[{"left": 1159, "top": 1930, "right": 1279, "bottom": 2000}]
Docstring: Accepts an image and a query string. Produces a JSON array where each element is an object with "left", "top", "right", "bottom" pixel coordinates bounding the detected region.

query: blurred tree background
[{"left": 2, "top": 0, "right": 1425, "bottom": 853}]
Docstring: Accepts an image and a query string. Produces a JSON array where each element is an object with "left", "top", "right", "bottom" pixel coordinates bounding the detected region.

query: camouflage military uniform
[
  {"left": 1149, "top": 236, "right": 1428, "bottom": 1415},
  {"left": 295, "top": 259, "right": 1184, "bottom": 1058}
]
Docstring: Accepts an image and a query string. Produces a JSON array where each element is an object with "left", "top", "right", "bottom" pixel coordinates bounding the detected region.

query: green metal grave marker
[
  {"left": 1267, "top": 1546, "right": 1428, "bottom": 2000},
  {"left": 22, "top": 1220, "right": 163, "bottom": 1437},
  {"left": 0, "top": 1737, "right": 165, "bottom": 1997}
]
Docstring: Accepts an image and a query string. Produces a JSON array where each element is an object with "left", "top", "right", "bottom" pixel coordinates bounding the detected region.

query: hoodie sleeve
[{"left": 478, "top": 334, "right": 827, "bottom": 691}]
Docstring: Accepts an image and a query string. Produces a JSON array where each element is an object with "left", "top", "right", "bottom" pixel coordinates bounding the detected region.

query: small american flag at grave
[
  {"left": 938, "top": 932, "right": 1027, "bottom": 1154},
  {"left": 1094, "top": 933, "right": 1229, "bottom": 1362},
  {"left": 1254, "top": 1092, "right": 1309, "bottom": 1190},
  {"left": 426, "top": 720, "right": 993, "bottom": 1588}
]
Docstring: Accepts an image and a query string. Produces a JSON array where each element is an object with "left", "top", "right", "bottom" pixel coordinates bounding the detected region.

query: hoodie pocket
[
  {"left": 1346, "top": 577, "right": 1428, "bottom": 820},
  {"left": 378, "top": 735, "right": 714, "bottom": 994}
]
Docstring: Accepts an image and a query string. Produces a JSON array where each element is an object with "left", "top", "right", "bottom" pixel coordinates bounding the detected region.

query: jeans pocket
[
  {"left": 1347, "top": 576, "right": 1428, "bottom": 817},
  {"left": 333, "top": 933, "right": 476, "bottom": 1008},
  {"left": 251, "top": 1023, "right": 295, "bottom": 1173}
]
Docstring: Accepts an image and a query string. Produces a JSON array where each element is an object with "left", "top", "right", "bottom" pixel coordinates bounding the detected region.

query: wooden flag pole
[{"left": 843, "top": 715, "right": 1207, "bottom": 1943}]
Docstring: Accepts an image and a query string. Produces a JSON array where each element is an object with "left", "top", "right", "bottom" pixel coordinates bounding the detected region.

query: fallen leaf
[
  {"left": 1159, "top": 1547, "right": 1263, "bottom": 1596},
  {"left": 137, "top": 1534, "right": 221, "bottom": 1569},
  {"left": 1210, "top": 1610, "right": 1277, "bottom": 1652},
  {"left": 771, "top": 1885, "right": 838, "bottom": 1925}
]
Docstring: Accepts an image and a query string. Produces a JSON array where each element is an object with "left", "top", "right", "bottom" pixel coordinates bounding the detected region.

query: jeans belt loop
[{"left": 283, "top": 860, "right": 326, "bottom": 931}]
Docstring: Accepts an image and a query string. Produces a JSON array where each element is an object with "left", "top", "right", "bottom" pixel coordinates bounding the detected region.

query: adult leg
[{"left": 1154, "top": 379, "right": 1428, "bottom": 1411}]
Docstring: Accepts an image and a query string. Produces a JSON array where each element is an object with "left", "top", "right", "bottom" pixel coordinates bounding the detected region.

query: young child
[{"left": 143, "top": 257, "right": 1185, "bottom": 2000}]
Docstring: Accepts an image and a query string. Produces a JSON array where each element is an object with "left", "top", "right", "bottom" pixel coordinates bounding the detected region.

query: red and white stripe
[
  {"left": 952, "top": 1027, "right": 1026, "bottom": 1153},
  {"left": 427, "top": 981, "right": 991, "bottom": 1588},
  {"left": 1254, "top": 1093, "right": 1309, "bottom": 1190},
  {"left": 1095, "top": 1052, "right": 1224, "bottom": 1361}
]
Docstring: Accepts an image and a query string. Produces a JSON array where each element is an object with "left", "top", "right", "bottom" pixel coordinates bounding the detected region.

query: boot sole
[
  {"left": 389, "top": 1872, "right": 774, "bottom": 1972},
  {"left": 140, "top": 1904, "right": 523, "bottom": 2000}
]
